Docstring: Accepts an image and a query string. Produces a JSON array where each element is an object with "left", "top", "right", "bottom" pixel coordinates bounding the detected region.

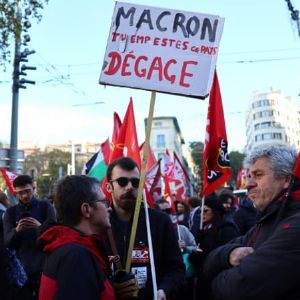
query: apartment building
[{"left": 245, "top": 89, "right": 300, "bottom": 151}]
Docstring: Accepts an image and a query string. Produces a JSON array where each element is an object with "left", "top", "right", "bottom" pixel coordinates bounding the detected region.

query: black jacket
[
  {"left": 196, "top": 214, "right": 240, "bottom": 254},
  {"left": 3, "top": 198, "right": 56, "bottom": 276},
  {"left": 204, "top": 194, "right": 300, "bottom": 300},
  {"left": 105, "top": 206, "right": 185, "bottom": 300}
]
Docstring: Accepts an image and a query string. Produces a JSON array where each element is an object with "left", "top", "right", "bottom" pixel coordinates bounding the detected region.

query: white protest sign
[{"left": 99, "top": 2, "right": 224, "bottom": 99}]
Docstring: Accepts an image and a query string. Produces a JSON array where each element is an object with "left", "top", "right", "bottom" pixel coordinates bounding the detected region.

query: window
[
  {"left": 261, "top": 110, "right": 273, "bottom": 117},
  {"left": 154, "top": 121, "right": 162, "bottom": 126},
  {"left": 261, "top": 99, "right": 270, "bottom": 106},
  {"left": 157, "top": 134, "right": 166, "bottom": 148},
  {"left": 273, "top": 133, "right": 282, "bottom": 140},
  {"left": 261, "top": 122, "right": 271, "bottom": 129},
  {"left": 255, "top": 134, "right": 263, "bottom": 141},
  {"left": 252, "top": 101, "right": 261, "bottom": 109},
  {"left": 263, "top": 133, "right": 273, "bottom": 140}
]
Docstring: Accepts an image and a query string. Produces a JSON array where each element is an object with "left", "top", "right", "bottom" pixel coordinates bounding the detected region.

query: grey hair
[{"left": 243, "top": 144, "right": 297, "bottom": 179}]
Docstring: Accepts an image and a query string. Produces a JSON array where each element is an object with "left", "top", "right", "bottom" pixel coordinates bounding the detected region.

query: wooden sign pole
[{"left": 125, "top": 90, "right": 156, "bottom": 272}]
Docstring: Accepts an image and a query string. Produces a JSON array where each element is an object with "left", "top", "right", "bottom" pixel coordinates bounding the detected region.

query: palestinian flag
[{"left": 83, "top": 139, "right": 110, "bottom": 181}]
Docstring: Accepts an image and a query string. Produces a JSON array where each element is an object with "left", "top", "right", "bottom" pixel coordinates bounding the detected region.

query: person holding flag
[
  {"left": 204, "top": 144, "right": 300, "bottom": 300},
  {"left": 104, "top": 157, "right": 185, "bottom": 300}
]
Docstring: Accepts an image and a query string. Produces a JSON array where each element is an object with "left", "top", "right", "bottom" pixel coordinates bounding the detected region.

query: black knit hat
[{"left": 204, "top": 195, "right": 226, "bottom": 214}]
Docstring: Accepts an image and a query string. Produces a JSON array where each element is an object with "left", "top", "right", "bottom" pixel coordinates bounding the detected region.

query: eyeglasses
[
  {"left": 15, "top": 188, "right": 32, "bottom": 196},
  {"left": 95, "top": 198, "right": 110, "bottom": 208},
  {"left": 109, "top": 177, "right": 140, "bottom": 188}
]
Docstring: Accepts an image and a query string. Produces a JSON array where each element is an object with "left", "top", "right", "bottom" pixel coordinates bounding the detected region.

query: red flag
[
  {"left": 139, "top": 142, "right": 157, "bottom": 172},
  {"left": 171, "top": 152, "right": 190, "bottom": 202},
  {"left": 144, "top": 187, "right": 154, "bottom": 209},
  {"left": 109, "top": 98, "right": 141, "bottom": 169},
  {"left": 293, "top": 152, "right": 300, "bottom": 179},
  {"left": 0, "top": 168, "right": 17, "bottom": 194},
  {"left": 236, "top": 167, "right": 247, "bottom": 189},
  {"left": 103, "top": 113, "right": 122, "bottom": 201},
  {"left": 163, "top": 175, "right": 176, "bottom": 213},
  {"left": 202, "top": 71, "right": 231, "bottom": 197},
  {"left": 101, "top": 138, "right": 111, "bottom": 165},
  {"left": 109, "top": 112, "right": 122, "bottom": 163}
]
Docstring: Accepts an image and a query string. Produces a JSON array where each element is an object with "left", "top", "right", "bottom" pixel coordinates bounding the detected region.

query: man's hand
[
  {"left": 229, "top": 247, "right": 254, "bottom": 266},
  {"left": 16, "top": 217, "right": 41, "bottom": 232},
  {"left": 113, "top": 270, "right": 139, "bottom": 300},
  {"left": 157, "top": 289, "right": 166, "bottom": 300}
]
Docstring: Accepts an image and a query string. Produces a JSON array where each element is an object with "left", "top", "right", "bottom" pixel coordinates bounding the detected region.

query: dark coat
[
  {"left": 233, "top": 197, "right": 258, "bottom": 235},
  {"left": 3, "top": 198, "right": 56, "bottom": 276},
  {"left": 188, "top": 213, "right": 240, "bottom": 300},
  {"left": 197, "top": 214, "right": 240, "bottom": 254},
  {"left": 105, "top": 206, "right": 185, "bottom": 300},
  {"left": 204, "top": 195, "right": 300, "bottom": 300}
]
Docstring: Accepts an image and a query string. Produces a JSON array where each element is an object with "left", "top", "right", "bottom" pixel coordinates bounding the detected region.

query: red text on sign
[{"left": 104, "top": 51, "right": 198, "bottom": 88}]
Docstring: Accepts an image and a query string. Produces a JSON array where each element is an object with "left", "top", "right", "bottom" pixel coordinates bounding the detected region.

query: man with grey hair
[{"left": 203, "top": 144, "right": 300, "bottom": 300}]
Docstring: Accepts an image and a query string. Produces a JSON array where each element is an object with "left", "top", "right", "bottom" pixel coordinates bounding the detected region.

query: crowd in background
[
  {"left": 7, "top": 144, "right": 300, "bottom": 300},
  {"left": 0, "top": 174, "right": 258, "bottom": 300}
]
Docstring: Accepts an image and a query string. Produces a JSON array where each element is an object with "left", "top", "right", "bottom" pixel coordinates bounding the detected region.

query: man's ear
[
  {"left": 80, "top": 203, "right": 91, "bottom": 218},
  {"left": 283, "top": 175, "right": 292, "bottom": 189},
  {"left": 106, "top": 182, "right": 113, "bottom": 194}
]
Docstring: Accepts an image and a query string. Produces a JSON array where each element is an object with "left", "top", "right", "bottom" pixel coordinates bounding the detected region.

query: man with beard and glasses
[
  {"left": 203, "top": 144, "right": 300, "bottom": 300},
  {"left": 105, "top": 157, "right": 185, "bottom": 300}
]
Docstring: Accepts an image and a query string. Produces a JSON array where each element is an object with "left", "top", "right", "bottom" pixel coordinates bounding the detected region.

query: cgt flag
[{"left": 202, "top": 70, "right": 231, "bottom": 197}]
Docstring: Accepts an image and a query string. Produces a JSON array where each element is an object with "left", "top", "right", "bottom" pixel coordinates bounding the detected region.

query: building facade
[
  {"left": 145, "top": 116, "right": 185, "bottom": 161},
  {"left": 245, "top": 89, "right": 300, "bottom": 151}
]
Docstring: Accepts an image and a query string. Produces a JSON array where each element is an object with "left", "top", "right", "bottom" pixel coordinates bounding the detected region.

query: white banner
[{"left": 100, "top": 2, "right": 224, "bottom": 99}]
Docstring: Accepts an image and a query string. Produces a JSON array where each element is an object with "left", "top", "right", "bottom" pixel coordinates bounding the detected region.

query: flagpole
[
  {"left": 200, "top": 196, "right": 205, "bottom": 230},
  {"left": 143, "top": 189, "right": 158, "bottom": 300},
  {"left": 125, "top": 91, "right": 156, "bottom": 272},
  {"left": 71, "top": 141, "right": 75, "bottom": 175}
]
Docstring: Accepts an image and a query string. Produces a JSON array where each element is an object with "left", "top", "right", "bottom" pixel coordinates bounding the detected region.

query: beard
[{"left": 117, "top": 190, "right": 137, "bottom": 210}]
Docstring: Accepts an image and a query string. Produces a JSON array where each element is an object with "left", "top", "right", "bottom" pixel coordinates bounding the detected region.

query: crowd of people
[{"left": 0, "top": 143, "right": 300, "bottom": 300}]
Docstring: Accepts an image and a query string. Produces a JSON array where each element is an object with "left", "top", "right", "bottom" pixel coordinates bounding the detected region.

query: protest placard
[{"left": 100, "top": 1, "right": 224, "bottom": 98}]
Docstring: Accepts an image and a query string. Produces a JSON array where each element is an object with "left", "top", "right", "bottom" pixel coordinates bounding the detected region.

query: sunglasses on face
[
  {"left": 110, "top": 177, "right": 140, "bottom": 188},
  {"left": 15, "top": 188, "right": 32, "bottom": 196}
]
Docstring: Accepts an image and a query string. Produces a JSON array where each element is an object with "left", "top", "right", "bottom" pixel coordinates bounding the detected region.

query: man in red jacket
[{"left": 38, "top": 175, "right": 138, "bottom": 300}]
